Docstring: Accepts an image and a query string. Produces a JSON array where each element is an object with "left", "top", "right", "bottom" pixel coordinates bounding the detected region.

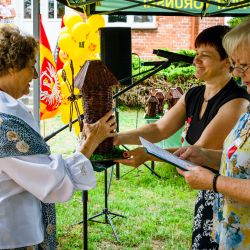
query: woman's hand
[
  {"left": 177, "top": 166, "right": 214, "bottom": 190},
  {"left": 114, "top": 147, "right": 149, "bottom": 168},
  {"left": 84, "top": 110, "right": 116, "bottom": 144},
  {"left": 80, "top": 110, "right": 116, "bottom": 158},
  {"left": 174, "top": 146, "right": 207, "bottom": 166}
]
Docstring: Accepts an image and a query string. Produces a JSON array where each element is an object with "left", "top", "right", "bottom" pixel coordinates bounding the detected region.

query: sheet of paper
[{"left": 139, "top": 136, "right": 195, "bottom": 171}]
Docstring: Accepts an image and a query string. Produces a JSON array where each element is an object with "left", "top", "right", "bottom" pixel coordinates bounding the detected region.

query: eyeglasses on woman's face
[{"left": 230, "top": 63, "right": 250, "bottom": 74}]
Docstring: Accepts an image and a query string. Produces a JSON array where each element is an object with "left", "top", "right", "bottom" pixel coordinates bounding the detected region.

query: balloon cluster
[{"left": 56, "top": 13, "right": 105, "bottom": 135}]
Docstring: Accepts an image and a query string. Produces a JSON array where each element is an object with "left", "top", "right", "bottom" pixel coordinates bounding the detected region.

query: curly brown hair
[{"left": 0, "top": 25, "right": 39, "bottom": 77}]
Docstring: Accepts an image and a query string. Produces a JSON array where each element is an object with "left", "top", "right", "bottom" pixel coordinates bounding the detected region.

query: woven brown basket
[{"left": 75, "top": 60, "right": 118, "bottom": 155}]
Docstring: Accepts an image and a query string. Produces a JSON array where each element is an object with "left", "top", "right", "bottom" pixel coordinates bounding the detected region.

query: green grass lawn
[{"left": 42, "top": 108, "right": 197, "bottom": 250}]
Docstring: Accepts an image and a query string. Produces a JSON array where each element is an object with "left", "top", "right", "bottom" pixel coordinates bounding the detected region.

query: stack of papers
[{"left": 139, "top": 136, "right": 195, "bottom": 171}]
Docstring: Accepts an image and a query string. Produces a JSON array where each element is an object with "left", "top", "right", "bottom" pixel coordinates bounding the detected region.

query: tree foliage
[{"left": 227, "top": 16, "right": 250, "bottom": 27}]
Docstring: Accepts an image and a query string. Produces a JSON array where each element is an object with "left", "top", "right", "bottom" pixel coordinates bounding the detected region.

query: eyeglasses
[{"left": 230, "top": 63, "right": 250, "bottom": 74}]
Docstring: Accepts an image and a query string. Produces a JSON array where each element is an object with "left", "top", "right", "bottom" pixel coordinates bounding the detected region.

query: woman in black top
[
  {"left": 184, "top": 79, "right": 249, "bottom": 250},
  {"left": 114, "top": 25, "right": 250, "bottom": 249}
]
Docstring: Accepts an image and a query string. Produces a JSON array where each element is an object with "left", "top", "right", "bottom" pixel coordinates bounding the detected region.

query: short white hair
[{"left": 223, "top": 18, "right": 250, "bottom": 56}]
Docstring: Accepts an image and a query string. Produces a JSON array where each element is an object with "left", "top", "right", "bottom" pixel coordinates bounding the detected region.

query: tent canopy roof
[{"left": 58, "top": 0, "right": 250, "bottom": 17}]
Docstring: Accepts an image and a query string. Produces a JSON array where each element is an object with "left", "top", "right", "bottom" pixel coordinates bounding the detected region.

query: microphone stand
[
  {"left": 113, "top": 60, "right": 171, "bottom": 99},
  {"left": 44, "top": 60, "right": 172, "bottom": 143},
  {"left": 44, "top": 115, "right": 84, "bottom": 142},
  {"left": 44, "top": 60, "right": 173, "bottom": 178}
]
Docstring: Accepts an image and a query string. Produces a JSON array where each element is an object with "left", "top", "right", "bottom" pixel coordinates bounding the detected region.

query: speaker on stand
[
  {"left": 100, "top": 27, "right": 132, "bottom": 86},
  {"left": 100, "top": 27, "right": 132, "bottom": 179}
]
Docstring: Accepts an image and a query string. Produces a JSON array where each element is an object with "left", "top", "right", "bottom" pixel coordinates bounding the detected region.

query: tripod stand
[
  {"left": 80, "top": 165, "right": 125, "bottom": 250},
  {"left": 88, "top": 166, "right": 125, "bottom": 239}
]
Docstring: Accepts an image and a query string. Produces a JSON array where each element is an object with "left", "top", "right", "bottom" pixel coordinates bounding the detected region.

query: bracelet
[{"left": 212, "top": 173, "right": 220, "bottom": 193}]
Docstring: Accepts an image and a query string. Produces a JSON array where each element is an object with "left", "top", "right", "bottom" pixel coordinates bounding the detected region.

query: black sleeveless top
[{"left": 185, "top": 78, "right": 250, "bottom": 145}]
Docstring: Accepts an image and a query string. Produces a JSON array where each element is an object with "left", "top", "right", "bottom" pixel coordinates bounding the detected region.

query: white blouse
[{"left": 0, "top": 91, "right": 96, "bottom": 248}]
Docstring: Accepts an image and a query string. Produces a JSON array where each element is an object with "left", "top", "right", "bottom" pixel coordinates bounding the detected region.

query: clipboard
[{"left": 139, "top": 136, "right": 195, "bottom": 171}]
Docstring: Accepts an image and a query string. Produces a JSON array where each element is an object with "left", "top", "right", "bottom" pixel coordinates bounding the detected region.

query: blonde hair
[{"left": 223, "top": 18, "right": 250, "bottom": 56}]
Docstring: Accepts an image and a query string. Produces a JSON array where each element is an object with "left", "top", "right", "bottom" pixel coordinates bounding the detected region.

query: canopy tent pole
[{"left": 33, "top": 0, "right": 40, "bottom": 127}]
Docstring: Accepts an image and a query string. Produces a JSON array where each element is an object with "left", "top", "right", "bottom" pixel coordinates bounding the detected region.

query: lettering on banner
[{"left": 143, "top": 0, "right": 210, "bottom": 10}]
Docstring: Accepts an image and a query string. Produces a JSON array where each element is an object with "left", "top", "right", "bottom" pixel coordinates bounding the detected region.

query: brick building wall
[{"left": 132, "top": 16, "right": 225, "bottom": 60}]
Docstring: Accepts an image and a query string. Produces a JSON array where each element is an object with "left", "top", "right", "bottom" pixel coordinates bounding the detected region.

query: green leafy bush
[
  {"left": 118, "top": 49, "right": 203, "bottom": 108},
  {"left": 227, "top": 16, "right": 250, "bottom": 27}
]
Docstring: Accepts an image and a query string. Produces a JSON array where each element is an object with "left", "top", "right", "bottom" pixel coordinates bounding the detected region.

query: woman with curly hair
[{"left": 0, "top": 25, "right": 116, "bottom": 249}]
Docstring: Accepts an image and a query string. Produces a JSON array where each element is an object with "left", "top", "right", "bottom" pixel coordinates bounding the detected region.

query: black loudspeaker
[{"left": 100, "top": 27, "right": 132, "bottom": 85}]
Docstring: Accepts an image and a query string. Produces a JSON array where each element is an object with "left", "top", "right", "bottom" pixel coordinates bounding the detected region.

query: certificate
[{"left": 139, "top": 136, "right": 195, "bottom": 171}]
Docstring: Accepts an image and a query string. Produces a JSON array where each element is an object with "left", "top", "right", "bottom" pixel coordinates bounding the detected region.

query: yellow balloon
[
  {"left": 59, "top": 26, "right": 70, "bottom": 36},
  {"left": 58, "top": 33, "right": 77, "bottom": 55},
  {"left": 73, "top": 63, "right": 81, "bottom": 77},
  {"left": 63, "top": 14, "right": 71, "bottom": 27},
  {"left": 72, "top": 22, "right": 90, "bottom": 43},
  {"left": 59, "top": 50, "right": 69, "bottom": 64},
  {"left": 85, "top": 32, "right": 100, "bottom": 54},
  {"left": 60, "top": 81, "right": 70, "bottom": 98},
  {"left": 71, "top": 47, "right": 88, "bottom": 67},
  {"left": 65, "top": 14, "right": 83, "bottom": 31},
  {"left": 87, "top": 14, "right": 105, "bottom": 32},
  {"left": 88, "top": 53, "right": 99, "bottom": 60}
]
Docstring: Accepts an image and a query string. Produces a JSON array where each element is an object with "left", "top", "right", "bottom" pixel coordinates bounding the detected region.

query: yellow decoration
[
  {"left": 72, "top": 22, "right": 90, "bottom": 43},
  {"left": 59, "top": 81, "right": 84, "bottom": 136},
  {"left": 58, "top": 33, "right": 77, "bottom": 55},
  {"left": 59, "top": 26, "right": 70, "bottom": 36},
  {"left": 71, "top": 47, "right": 88, "bottom": 68},
  {"left": 59, "top": 50, "right": 69, "bottom": 64},
  {"left": 65, "top": 13, "right": 83, "bottom": 31},
  {"left": 57, "top": 13, "right": 106, "bottom": 137},
  {"left": 87, "top": 14, "right": 105, "bottom": 32},
  {"left": 85, "top": 32, "right": 100, "bottom": 54}
]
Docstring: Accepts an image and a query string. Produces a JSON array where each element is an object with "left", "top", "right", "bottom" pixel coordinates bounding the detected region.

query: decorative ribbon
[
  {"left": 181, "top": 116, "right": 192, "bottom": 143},
  {"left": 227, "top": 115, "right": 250, "bottom": 159}
]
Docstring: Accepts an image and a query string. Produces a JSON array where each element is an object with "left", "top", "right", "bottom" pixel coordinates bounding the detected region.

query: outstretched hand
[{"left": 114, "top": 147, "right": 149, "bottom": 168}]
